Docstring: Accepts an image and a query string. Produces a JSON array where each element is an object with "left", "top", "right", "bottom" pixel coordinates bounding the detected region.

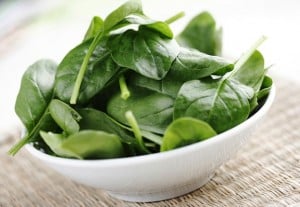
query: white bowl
[{"left": 26, "top": 86, "right": 275, "bottom": 202}]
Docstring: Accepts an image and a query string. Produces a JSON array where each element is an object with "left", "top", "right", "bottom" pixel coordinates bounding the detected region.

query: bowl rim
[{"left": 26, "top": 85, "right": 276, "bottom": 167}]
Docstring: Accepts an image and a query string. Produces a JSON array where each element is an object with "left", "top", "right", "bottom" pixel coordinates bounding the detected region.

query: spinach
[
  {"left": 257, "top": 75, "right": 273, "bottom": 100},
  {"left": 174, "top": 78, "right": 253, "bottom": 133},
  {"left": 9, "top": 60, "right": 58, "bottom": 155},
  {"left": 107, "top": 86, "right": 174, "bottom": 134},
  {"left": 108, "top": 28, "right": 179, "bottom": 80},
  {"left": 55, "top": 39, "right": 120, "bottom": 104},
  {"left": 10, "top": 0, "right": 273, "bottom": 159},
  {"left": 113, "top": 14, "right": 173, "bottom": 38},
  {"left": 15, "top": 59, "right": 57, "bottom": 131},
  {"left": 231, "top": 50, "right": 265, "bottom": 92},
  {"left": 41, "top": 130, "right": 124, "bottom": 159},
  {"left": 173, "top": 37, "right": 267, "bottom": 133},
  {"left": 130, "top": 47, "right": 233, "bottom": 97},
  {"left": 177, "top": 12, "right": 222, "bottom": 55},
  {"left": 40, "top": 131, "right": 78, "bottom": 158},
  {"left": 161, "top": 117, "right": 216, "bottom": 151},
  {"left": 49, "top": 99, "right": 81, "bottom": 135},
  {"left": 83, "top": 16, "right": 104, "bottom": 41},
  {"left": 78, "top": 108, "right": 134, "bottom": 144},
  {"left": 70, "top": 0, "right": 143, "bottom": 104}
]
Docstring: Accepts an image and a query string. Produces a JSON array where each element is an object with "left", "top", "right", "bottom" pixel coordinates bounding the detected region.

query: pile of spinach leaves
[{"left": 9, "top": 0, "right": 272, "bottom": 159}]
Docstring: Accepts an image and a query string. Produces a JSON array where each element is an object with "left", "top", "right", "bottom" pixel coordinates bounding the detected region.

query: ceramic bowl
[{"left": 26, "top": 86, "right": 275, "bottom": 202}]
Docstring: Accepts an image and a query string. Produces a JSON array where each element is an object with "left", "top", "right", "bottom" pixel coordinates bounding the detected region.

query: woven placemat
[{"left": 1, "top": 77, "right": 299, "bottom": 207}]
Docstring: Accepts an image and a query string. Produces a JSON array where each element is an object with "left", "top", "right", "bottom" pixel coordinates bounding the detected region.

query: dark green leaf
[
  {"left": 78, "top": 108, "right": 134, "bottom": 144},
  {"left": 112, "top": 14, "right": 173, "bottom": 38},
  {"left": 177, "top": 12, "right": 222, "bottom": 55},
  {"left": 49, "top": 99, "right": 81, "bottom": 135},
  {"left": 61, "top": 130, "right": 125, "bottom": 159},
  {"left": 109, "top": 28, "right": 179, "bottom": 80},
  {"left": 161, "top": 117, "right": 216, "bottom": 151},
  {"left": 83, "top": 16, "right": 104, "bottom": 41},
  {"left": 55, "top": 39, "right": 120, "bottom": 104},
  {"left": 174, "top": 78, "right": 253, "bottom": 133},
  {"left": 232, "top": 50, "right": 265, "bottom": 92},
  {"left": 257, "top": 75, "right": 273, "bottom": 100},
  {"left": 9, "top": 108, "right": 58, "bottom": 155},
  {"left": 69, "top": 0, "right": 144, "bottom": 104},
  {"left": 9, "top": 60, "right": 58, "bottom": 155},
  {"left": 130, "top": 48, "right": 233, "bottom": 97},
  {"left": 103, "top": 0, "right": 143, "bottom": 31},
  {"left": 107, "top": 87, "right": 174, "bottom": 134},
  {"left": 15, "top": 59, "right": 57, "bottom": 131}
]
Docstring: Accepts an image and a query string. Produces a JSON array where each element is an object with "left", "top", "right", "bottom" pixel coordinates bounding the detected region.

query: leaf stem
[
  {"left": 165, "top": 11, "right": 185, "bottom": 25},
  {"left": 119, "top": 75, "right": 130, "bottom": 100},
  {"left": 8, "top": 134, "right": 30, "bottom": 155},
  {"left": 125, "top": 111, "right": 150, "bottom": 154},
  {"left": 70, "top": 30, "right": 104, "bottom": 104},
  {"left": 141, "top": 130, "right": 162, "bottom": 145}
]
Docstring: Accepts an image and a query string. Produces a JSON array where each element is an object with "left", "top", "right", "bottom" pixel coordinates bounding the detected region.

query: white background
[{"left": 0, "top": 0, "right": 299, "bottom": 139}]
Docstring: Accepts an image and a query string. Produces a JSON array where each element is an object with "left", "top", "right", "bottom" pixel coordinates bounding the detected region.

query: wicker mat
[{"left": 1, "top": 77, "right": 299, "bottom": 207}]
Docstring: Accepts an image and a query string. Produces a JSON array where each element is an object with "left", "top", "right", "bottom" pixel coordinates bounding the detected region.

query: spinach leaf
[
  {"left": 55, "top": 39, "right": 120, "bottom": 104},
  {"left": 41, "top": 130, "right": 124, "bottom": 159},
  {"left": 174, "top": 78, "right": 253, "bottom": 133},
  {"left": 40, "top": 131, "right": 78, "bottom": 158},
  {"left": 161, "top": 117, "right": 216, "bottom": 151},
  {"left": 107, "top": 86, "right": 174, "bottom": 134},
  {"left": 61, "top": 130, "right": 125, "bottom": 159},
  {"left": 177, "top": 12, "right": 222, "bottom": 55},
  {"left": 257, "top": 75, "right": 273, "bottom": 100},
  {"left": 9, "top": 60, "right": 58, "bottom": 155},
  {"left": 15, "top": 59, "right": 57, "bottom": 131},
  {"left": 103, "top": 0, "right": 143, "bottom": 31},
  {"left": 49, "top": 99, "right": 81, "bottom": 135},
  {"left": 130, "top": 47, "right": 233, "bottom": 97},
  {"left": 231, "top": 50, "right": 265, "bottom": 92},
  {"left": 108, "top": 28, "right": 179, "bottom": 80},
  {"left": 111, "top": 14, "right": 173, "bottom": 38},
  {"left": 10, "top": 106, "right": 58, "bottom": 155},
  {"left": 83, "top": 16, "right": 104, "bottom": 41},
  {"left": 78, "top": 108, "right": 134, "bottom": 144},
  {"left": 70, "top": 0, "right": 143, "bottom": 104}
]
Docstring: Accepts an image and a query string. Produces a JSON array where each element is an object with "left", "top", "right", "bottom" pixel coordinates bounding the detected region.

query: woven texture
[{"left": 1, "top": 78, "right": 299, "bottom": 207}]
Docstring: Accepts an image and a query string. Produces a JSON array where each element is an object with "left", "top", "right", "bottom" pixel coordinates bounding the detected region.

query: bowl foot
[{"left": 107, "top": 173, "right": 214, "bottom": 202}]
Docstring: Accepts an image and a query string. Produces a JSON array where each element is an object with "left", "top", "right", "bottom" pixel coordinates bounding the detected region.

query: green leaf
[
  {"left": 114, "top": 14, "right": 173, "bottom": 38},
  {"left": 78, "top": 108, "right": 134, "bottom": 144},
  {"left": 130, "top": 48, "right": 233, "bottom": 98},
  {"left": 61, "top": 130, "right": 124, "bottom": 159},
  {"left": 55, "top": 39, "right": 120, "bottom": 104},
  {"left": 83, "top": 16, "right": 104, "bottom": 41},
  {"left": 161, "top": 117, "right": 216, "bottom": 151},
  {"left": 174, "top": 78, "right": 253, "bottom": 133},
  {"left": 257, "top": 75, "right": 273, "bottom": 100},
  {"left": 49, "top": 99, "right": 81, "bottom": 135},
  {"left": 40, "top": 131, "right": 78, "bottom": 158},
  {"left": 108, "top": 28, "right": 179, "bottom": 80},
  {"left": 107, "top": 86, "right": 174, "bottom": 134},
  {"left": 177, "top": 12, "right": 222, "bottom": 55},
  {"left": 231, "top": 50, "right": 265, "bottom": 92},
  {"left": 9, "top": 108, "right": 58, "bottom": 155},
  {"left": 70, "top": 0, "right": 143, "bottom": 104},
  {"left": 103, "top": 0, "right": 143, "bottom": 31},
  {"left": 15, "top": 59, "right": 57, "bottom": 131},
  {"left": 9, "top": 60, "right": 58, "bottom": 155}
]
